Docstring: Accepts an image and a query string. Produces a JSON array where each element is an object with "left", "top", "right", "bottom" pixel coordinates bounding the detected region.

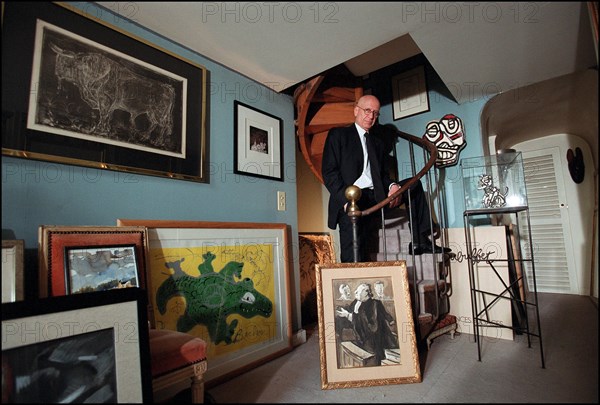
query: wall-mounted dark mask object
[{"left": 566, "top": 147, "right": 585, "bottom": 184}]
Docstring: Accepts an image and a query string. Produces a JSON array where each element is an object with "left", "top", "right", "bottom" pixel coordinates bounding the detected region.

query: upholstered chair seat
[{"left": 149, "top": 328, "right": 208, "bottom": 403}]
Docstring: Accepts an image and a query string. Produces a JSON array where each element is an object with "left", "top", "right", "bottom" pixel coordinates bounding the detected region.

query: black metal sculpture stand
[{"left": 463, "top": 206, "right": 545, "bottom": 368}]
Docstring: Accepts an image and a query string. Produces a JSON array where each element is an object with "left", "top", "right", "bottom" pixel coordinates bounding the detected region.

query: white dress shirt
[{"left": 353, "top": 124, "right": 373, "bottom": 189}]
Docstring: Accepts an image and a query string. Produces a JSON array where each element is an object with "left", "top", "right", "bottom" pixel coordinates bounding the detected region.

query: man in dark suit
[
  {"left": 335, "top": 283, "right": 398, "bottom": 366},
  {"left": 322, "top": 95, "right": 449, "bottom": 262}
]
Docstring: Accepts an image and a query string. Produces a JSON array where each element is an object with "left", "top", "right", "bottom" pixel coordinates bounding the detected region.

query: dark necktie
[{"left": 365, "top": 132, "right": 384, "bottom": 200}]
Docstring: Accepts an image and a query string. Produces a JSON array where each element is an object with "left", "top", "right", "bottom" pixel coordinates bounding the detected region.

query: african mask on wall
[
  {"left": 423, "top": 113, "right": 466, "bottom": 168},
  {"left": 566, "top": 147, "right": 585, "bottom": 184}
]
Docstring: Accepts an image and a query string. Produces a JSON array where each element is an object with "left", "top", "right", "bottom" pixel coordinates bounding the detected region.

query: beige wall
[
  {"left": 482, "top": 69, "right": 598, "bottom": 172},
  {"left": 295, "top": 147, "right": 341, "bottom": 261},
  {"left": 483, "top": 69, "right": 599, "bottom": 299}
]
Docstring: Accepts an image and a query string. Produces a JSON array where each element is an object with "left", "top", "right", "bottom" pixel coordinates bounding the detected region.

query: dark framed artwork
[
  {"left": 1, "top": 2, "right": 209, "bottom": 183},
  {"left": 234, "top": 100, "right": 283, "bottom": 181},
  {"left": 391, "top": 65, "right": 430, "bottom": 120},
  {"left": 64, "top": 244, "right": 140, "bottom": 294},
  {"left": 1, "top": 288, "right": 153, "bottom": 403},
  {"left": 315, "top": 261, "right": 421, "bottom": 389},
  {"left": 38, "top": 225, "right": 148, "bottom": 298}
]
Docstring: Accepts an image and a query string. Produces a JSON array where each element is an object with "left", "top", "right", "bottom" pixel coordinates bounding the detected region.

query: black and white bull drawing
[{"left": 44, "top": 43, "right": 177, "bottom": 152}]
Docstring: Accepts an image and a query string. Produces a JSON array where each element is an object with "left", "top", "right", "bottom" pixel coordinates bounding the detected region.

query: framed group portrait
[{"left": 315, "top": 261, "right": 421, "bottom": 389}]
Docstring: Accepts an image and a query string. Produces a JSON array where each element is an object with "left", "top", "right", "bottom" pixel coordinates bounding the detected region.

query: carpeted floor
[{"left": 201, "top": 293, "right": 597, "bottom": 403}]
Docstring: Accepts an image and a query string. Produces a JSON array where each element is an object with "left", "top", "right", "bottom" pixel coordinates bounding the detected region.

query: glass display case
[
  {"left": 460, "top": 150, "right": 528, "bottom": 212},
  {"left": 460, "top": 150, "right": 545, "bottom": 368}
]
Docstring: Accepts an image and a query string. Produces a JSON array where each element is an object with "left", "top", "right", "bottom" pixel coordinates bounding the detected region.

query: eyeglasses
[{"left": 356, "top": 105, "right": 380, "bottom": 117}]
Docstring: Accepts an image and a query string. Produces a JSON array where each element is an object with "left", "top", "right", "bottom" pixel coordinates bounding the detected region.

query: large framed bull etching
[
  {"left": 116, "top": 218, "right": 294, "bottom": 386},
  {"left": 1, "top": 2, "right": 209, "bottom": 182}
]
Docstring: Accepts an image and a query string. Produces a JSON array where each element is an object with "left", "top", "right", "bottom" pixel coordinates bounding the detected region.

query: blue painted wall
[
  {"left": 1, "top": 3, "right": 300, "bottom": 325},
  {"left": 2, "top": 4, "right": 495, "bottom": 329}
]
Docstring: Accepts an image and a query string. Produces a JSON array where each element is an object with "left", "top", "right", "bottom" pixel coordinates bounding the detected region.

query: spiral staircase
[{"left": 293, "top": 66, "right": 452, "bottom": 342}]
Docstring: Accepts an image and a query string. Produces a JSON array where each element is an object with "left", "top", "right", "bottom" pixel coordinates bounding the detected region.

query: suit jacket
[
  {"left": 352, "top": 298, "right": 398, "bottom": 363},
  {"left": 322, "top": 124, "right": 394, "bottom": 229},
  {"left": 340, "top": 297, "right": 398, "bottom": 364}
]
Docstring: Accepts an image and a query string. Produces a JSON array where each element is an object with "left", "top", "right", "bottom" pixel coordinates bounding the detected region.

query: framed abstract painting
[{"left": 117, "top": 219, "right": 293, "bottom": 385}]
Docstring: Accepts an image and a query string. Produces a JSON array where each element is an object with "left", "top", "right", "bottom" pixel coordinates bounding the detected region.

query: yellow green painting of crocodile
[{"left": 148, "top": 243, "right": 277, "bottom": 358}]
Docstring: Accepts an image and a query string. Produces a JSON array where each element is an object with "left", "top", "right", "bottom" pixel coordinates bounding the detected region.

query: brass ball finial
[
  {"left": 345, "top": 185, "right": 361, "bottom": 202},
  {"left": 345, "top": 185, "right": 362, "bottom": 215}
]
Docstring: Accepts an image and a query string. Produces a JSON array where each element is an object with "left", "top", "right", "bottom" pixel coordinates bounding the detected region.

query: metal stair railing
[{"left": 345, "top": 129, "right": 444, "bottom": 321}]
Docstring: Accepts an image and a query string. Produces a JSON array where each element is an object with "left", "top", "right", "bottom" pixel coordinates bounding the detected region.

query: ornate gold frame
[{"left": 315, "top": 260, "right": 421, "bottom": 389}]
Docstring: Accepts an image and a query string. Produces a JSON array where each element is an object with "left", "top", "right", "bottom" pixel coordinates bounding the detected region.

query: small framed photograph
[
  {"left": 1, "top": 288, "right": 153, "bottom": 403},
  {"left": 64, "top": 244, "right": 140, "bottom": 294},
  {"left": 391, "top": 65, "right": 430, "bottom": 120},
  {"left": 2, "top": 240, "right": 25, "bottom": 303},
  {"left": 234, "top": 100, "right": 284, "bottom": 181},
  {"left": 38, "top": 226, "right": 148, "bottom": 298},
  {"left": 315, "top": 261, "right": 421, "bottom": 389}
]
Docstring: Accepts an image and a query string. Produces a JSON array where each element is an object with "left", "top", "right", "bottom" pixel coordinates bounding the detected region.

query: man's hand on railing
[{"left": 388, "top": 183, "right": 401, "bottom": 208}]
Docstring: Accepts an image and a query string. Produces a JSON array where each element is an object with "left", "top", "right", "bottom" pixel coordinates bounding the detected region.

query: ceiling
[{"left": 96, "top": 2, "right": 597, "bottom": 104}]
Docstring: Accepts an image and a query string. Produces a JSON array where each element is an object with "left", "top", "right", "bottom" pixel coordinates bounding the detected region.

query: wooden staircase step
[
  {"left": 418, "top": 279, "right": 449, "bottom": 294},
  {"left": 304, "top": 124, "right": 341, "bottom": 136},
  {"left": 294, "top": 68, "right": 362, "bottom": 185},
  {"left": 307, "top": 102, "right": 355, "bottom": 126},
  {"left": 412, "top": 279, "right": 451, "bottom": 318},
  {"left": 311, "top": 86, "right": 359, "bottom": 102},
  {"left": 293, "top": 76, "right": 323, "bottom": 107},
  {"left": 309, "top": 132, "right": 328, "bottom": 155}
]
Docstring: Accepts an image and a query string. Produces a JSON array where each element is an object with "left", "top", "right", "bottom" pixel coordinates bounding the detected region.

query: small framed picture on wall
[{"left": 391, "top": 65, "right": 430, "bottom": 120}]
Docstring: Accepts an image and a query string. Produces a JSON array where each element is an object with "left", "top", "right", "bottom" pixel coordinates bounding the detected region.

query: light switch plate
[{"left": 277, "top": 191, "right": 286, "bottom": 211}]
